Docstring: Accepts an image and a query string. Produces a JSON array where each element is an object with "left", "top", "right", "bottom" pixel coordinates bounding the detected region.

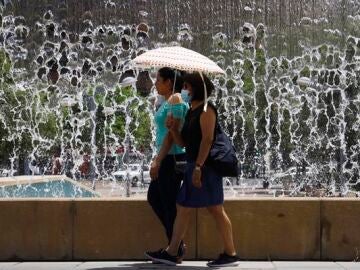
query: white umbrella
[
  {"left": 132, "top": 46, "right": 225, "bottom": 75},
  {"left": 132, "top": 46, "right": 224, "bottom": 110}
]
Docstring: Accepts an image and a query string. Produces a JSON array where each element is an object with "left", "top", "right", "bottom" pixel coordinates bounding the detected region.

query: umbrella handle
[
  {"left": 172, "top": 71, "right": 177, "bottom": 95},
  {"left": 199, "top": 72, "right": 208, "bottom": 112},
  {"left": 170, "top": 69, "right": 178, "bottom": 114}
]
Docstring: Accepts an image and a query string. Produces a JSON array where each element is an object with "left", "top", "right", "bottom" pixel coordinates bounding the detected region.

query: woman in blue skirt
[{"left": 146, "top": 72, "right": 239, "bottom": 267}]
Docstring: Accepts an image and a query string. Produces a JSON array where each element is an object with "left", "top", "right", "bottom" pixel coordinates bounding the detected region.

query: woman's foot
[
  {"left": 176, "top": 241, "right": 186, "bottom": 263},
  {"left": 206, "top": 252, "right": 239, "bottom": 267},
  {"left": 144, "top": 248, "right": 164, "bottom": 263},
  {"left": 148, "top": 249, "right": 178, "bottom": 266}
]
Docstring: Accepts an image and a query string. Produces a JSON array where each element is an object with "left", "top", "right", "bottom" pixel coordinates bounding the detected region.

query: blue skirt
[{"left": 177, "top": 162, "right": 224, "bottom": 208}]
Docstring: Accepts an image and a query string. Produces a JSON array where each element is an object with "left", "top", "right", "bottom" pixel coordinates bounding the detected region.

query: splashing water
[{"left": 0, "top": 1, "right": 359, "bottom": 197}]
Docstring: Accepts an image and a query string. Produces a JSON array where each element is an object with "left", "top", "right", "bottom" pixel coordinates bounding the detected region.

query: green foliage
[
  {"left": 255, "top": 48, "right": 266, "bottom": 77},
  {"left": 345, "top": 44, "right": 355, "bottom": 62},
  {"left": 105, "top": 34, "right": 120, "bottom": 45},
  {"left": 280, "top": 58, "right": 289, "bottom": 71},
  {"left": 303, "top": 54, "right": 311, "bottom": 64},
  {"left": 344, "top": 102, "right": 359, "bottom": 149},
  {"left": 270, "top": 104, "right": 280, "bottom": 145},
  {"left": 295, "top": 101, "right": 311, "bottom": 141},
  {"left": 334, "top": 52, "right": 342, "bottom": 67},
  {"left": 87, "top": 87, "right": 94, "bottom": 96},
  {"left": 243, "top": 59, "right": 254, "bottom": 74},
  {"left": 38, "top": 113, "right": 58, "bottom": 139},
  {"left": 300, "top": 66, "right": 311, "bottom": 78},
  {"left": 112, "top": 113, "right": 126, "bottom": 138},
  {"left": 255, "top": 84, "right": 267, "bottom": 109},
  {"left": 269, "top": 87, "right": 280, "bottom": 99},
  {"left": 95, "top": 105, "right": 106, "bottom": 147},
  {"left": 280, "top": 109, "right": 293, "bottom": 165},
  {"left": 38, "top": 91, "right": 48, "bottom": 104},
  {"left": 226, "top": 79, "right": 236, "bottom": 90},
  {"left": 244, "top": 110, "right": 255, "bottom": 137},
  {"left": 133, "top": 106, "right": 152, "bottom": 149},
  {"left": 3, "top": 87, "right": 19, "bottom": 107},
  {"left": 242, "top": 76, "right": 255, "bottom": 94},
  {"left": 326, "top": 54, "right": 334, "bottom": 68},
  {"left": 114, "top": 85, "right": 135, "bottom": 104},
  {"left": 80, "top": 124, "right": 92, "bottom": 143},
  {"left": 311, "top": 69, "right": 319, "bottom": 78},
  {"left": 318, "top": 44, "right": 328, "bottom": 64},
  {"left": 0, "top": 49, "right": 13, "bottom": 83},
  {"left": 218, "top": 76, "right": 225, "bottom": 86},
  {"left": 95, "top": 92, "right": 105, "bottom": 105},
  {"left": 0, "top": 119, "right": 13, "bottom": 164},
  {"left": 62, "top": 107, "right": 70, "bottom": 119}
]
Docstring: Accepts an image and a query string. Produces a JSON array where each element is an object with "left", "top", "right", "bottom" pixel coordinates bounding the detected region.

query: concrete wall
[{"left": 0, "top": 198, "right": 359, "bottom": 261}]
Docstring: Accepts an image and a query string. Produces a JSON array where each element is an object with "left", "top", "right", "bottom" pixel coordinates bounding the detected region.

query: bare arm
[
  {"left": 191, "top": 106, "right": 216, "bottom": 188},
  {"left": 195, "top": 107, "right": 216, "bottom": 166},
  {"left": 168, "top": 115, "right": 186, "bottom": 147},
  {"left": 155, "top": 132, "right": 173, "bottom": 163},
  {"left": 150, "top": 132, "right": 175, "bottom": 180},
  {"left": 167, "top": 93, "right": 186, "bottom": 147}
]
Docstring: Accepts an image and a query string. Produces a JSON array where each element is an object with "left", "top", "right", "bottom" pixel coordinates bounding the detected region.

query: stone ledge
[
  {"left": 197, "top": 200, "right": 320, "bottom": 260},
  {"left": 0, "top": 198, "right": 358, "bottom": 261},
  {"left": 320, "top": 200, "right": 360, "bottom": 260}
]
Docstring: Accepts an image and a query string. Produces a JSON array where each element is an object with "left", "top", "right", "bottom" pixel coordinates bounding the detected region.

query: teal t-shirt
[{"left": 154, "top": 101, "right": 189, "bottom": 154}]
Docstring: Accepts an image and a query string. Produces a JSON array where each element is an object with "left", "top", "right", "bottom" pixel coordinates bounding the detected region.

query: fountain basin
[{"left": 0, "top": 176, "right": 99, "bottom": 198}]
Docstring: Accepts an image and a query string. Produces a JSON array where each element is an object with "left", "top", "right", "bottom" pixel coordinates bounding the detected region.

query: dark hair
[
  {"left": 183, "top": 72, "right": 214, "bottom": 101},
  {"left": 158, "top": 67, "right": 184, "bottom": 93}
]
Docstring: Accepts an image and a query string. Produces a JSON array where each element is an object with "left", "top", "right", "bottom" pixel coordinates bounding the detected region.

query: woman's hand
[
  {"left": 192, "top": 168, "right": 202, "bottom": 188},
  {"left": 150, "top": 159, "right": 160, "bottom": 180},
  {"left": 166, "top": 114, "right": 175, "bottom": 130},
  {"left": 166, "top": 114, "right": 186, "bottom": 148}
]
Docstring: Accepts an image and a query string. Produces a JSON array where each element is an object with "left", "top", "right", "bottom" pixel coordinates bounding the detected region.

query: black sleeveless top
[{"left": 181, "top": 102, "right": 217, "bottom": 162}]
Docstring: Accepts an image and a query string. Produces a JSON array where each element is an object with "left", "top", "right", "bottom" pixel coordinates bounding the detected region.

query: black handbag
[{"left": 207, "top": 122, "right": 239, "bottom": 177}]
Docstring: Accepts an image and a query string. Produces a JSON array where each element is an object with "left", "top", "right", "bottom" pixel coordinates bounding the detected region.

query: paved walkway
[{"left": 1, "top": 261, "right": 360, "bottom": 270}]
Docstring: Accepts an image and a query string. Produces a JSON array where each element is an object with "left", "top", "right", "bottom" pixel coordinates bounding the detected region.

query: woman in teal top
[
  {"left": 146, "top": 67, "right": 189, "bottom": 263},
  {"left": 154, "top": 100, "right": 188, "bottom": 154}
]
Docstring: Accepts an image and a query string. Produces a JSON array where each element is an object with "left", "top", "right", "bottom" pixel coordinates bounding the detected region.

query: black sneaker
[
  {"left": 177, "top": 241, "right": 186, "bottom": 263},
  {"left": 148, "top": 250, "right": 178, "bottom": 266},
  {"left": 207, "top": 253, "right": 239, "bottom": 267},
  {"left": 144, "top": 248, "right": 163, "bottom": 262}
]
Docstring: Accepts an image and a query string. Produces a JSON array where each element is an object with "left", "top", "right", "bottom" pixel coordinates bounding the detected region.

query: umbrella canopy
[{"left": 132, "top": 46, "right": 225, "bottom": 75}]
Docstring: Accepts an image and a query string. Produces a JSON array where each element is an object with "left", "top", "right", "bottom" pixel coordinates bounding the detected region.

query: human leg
[
  {"left": 146, "top": 155, "right": 186, "bottom": 264},
  {"left": 147, "top": 179, "right": 165, "bottom": 228},
  {"left": 166, "top": 204, "right": 192, "bottom": 255},
  {"left": 207, "top": 204, "right": 236, "bottom": 256},
  {"left": 206, "top": 204, "right": 239, "bottom": 267},
  {"left": 145, "top": 165, "right": 174, "bottom": 263},
  {"left": 147, "top": 155, "right": 178, "bottom": 242},
  {"left": 146, "top": 204, "right": 191, "bottom": 265},
  {"left": 157, "top": 155, "right": 180, "bottom": 242}
]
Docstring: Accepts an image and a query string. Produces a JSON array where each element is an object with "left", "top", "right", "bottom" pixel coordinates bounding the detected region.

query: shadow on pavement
[{"left": 86, "top": 262, "right": 209, "bottom": 270}]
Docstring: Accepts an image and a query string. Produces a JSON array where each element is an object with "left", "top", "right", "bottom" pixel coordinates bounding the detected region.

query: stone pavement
[{"left": 0, "top": 261, "right": 360, "bottom": 270}]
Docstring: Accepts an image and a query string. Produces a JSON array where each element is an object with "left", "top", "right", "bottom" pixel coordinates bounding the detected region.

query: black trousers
[{"left": 147, "top": 153, "right": 185, "bottom": 243}]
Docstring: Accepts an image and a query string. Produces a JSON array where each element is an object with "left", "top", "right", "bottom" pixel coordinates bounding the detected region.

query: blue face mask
[{"left": 181, "top": 89, "right": 192, "bottom": 103}]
